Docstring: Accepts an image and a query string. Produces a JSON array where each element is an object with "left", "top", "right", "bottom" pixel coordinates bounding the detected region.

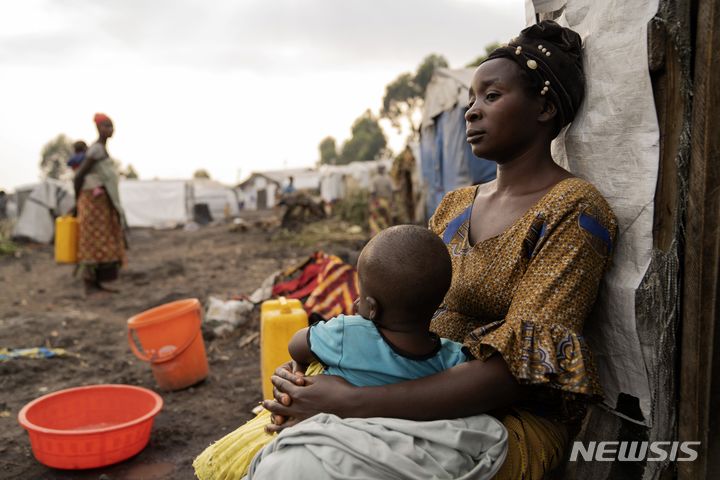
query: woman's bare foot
[
  {"left": 84, "top": 279, "right": 118, "bottom": 296},
  {"left": 96, "top": 282, "right": 119, "bottom": 293}
]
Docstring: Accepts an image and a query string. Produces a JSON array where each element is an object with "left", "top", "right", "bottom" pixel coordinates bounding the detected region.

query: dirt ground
[{"left": 0, "top": 215, "right": 366, "bottom": 480}]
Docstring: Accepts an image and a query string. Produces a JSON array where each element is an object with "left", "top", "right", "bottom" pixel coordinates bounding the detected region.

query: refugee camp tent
[
  {"left": 261, "top": 168, "right": 321, "bottom": 192},
  {"left": 318, "top": 159, "right": 393, "bottom": 203},
  {"left": 237, "top": 173, "right": 280, "bottom": 210},
  {"left": 119, "top": 179, "right": 193, "bottom": 228},
  {"left": 12, "top": 179, "right": 74, "bottom": 243},
  {"left": 11, "top": 178, "right": 238, "bottom": 238},
  {"left": 191, "top": 179, "right": 240, "bottom": 221},
  {"left": 120, "top": 179, "right": 240, "bottom": 227},
  {"left": 4, "top": 195, "right": 18, "bottom": 220},
  {"left": 238, "top": 168, "right": 321, "bottom": 210},
  {"left": 419, "top": 68, "right": 496, "bottom": 219},
  {"left": 318, "top": 165, "right": 346, "bottom": 203}
]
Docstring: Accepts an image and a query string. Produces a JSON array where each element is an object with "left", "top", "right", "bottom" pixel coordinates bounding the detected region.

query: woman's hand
[
  {"left": 270, "top": 361, "right": 306, "bottom": 410},
  {"left": 263, "top": 354, "right": 521, "bottom": 434},
  {"left": 263, "top": 364, "right": 355, "bottom": 433},
  {"left": 263, "top": 361, "right": 306, "bottom": 431}
]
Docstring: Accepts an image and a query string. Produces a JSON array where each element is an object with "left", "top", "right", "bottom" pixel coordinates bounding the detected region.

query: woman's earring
[{"left": 540, "top": 81, "right": 550, "bottom": 95}]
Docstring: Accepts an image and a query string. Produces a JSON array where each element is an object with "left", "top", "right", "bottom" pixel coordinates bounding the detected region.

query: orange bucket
[{"left": 127, "top": 298, "right": 209, "bottom": 391}]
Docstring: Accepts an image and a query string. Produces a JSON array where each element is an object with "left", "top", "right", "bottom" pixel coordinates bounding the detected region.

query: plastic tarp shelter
[
  {"left": 12, "top": 179, "right": 74, "bottom": 243},
  {"left": 260, "top": 168, "right": 321, "bottom": 192},
  {"left": 318, "top": 165, "right": 346, "bottom": 203},
  {"left": 192, "top": 179, "right": 240, "bottom": 221},
  {"left": 119, "top": 179, "right": 193, "bottom": 228},
  {"left": 527, "top": 0, "right": 660, "bottom": 425},
  {"left": 419, "top": 68, "right": 496, "bottom": 218},
  {"left": 318, "top": 159, "right": 393, "bottom": 203}
]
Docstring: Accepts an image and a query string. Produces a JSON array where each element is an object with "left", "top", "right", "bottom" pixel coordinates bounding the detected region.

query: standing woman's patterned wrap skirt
[
  {"left": 77, "top": 189, "right": 125, "bottom": 280},
  {"left": 368, "top": 197, "right": 391, "bottom": 237}
]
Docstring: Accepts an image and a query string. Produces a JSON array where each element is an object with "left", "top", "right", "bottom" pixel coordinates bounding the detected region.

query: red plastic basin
[{"left": 18, "top": 384, "right": 163, "bottom": 470}]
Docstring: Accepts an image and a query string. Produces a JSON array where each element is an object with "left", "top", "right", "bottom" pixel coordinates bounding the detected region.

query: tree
[
  {"left": 193, "top": 169, "right": 211, "bottom": 179},
  {"left": 318, "top": 136, "right": 339, "bottom": 165},
  {"left": 465, "top": 42, "right": 503, "bottom": 68},
  {"left": 381, "top": 54, "right": 449, "bottom": 137},
  {"left": 381, "top": 73, "right": 420, "bottom": 133},
  {"left": 40, "top": 134, "right": 73, "bottom": 180},
  {"left": 414, "top": 54, "right": 450, "bottom": 96},
  {"left": 339, "top": 110, "right": 387, "bottom": 164}
]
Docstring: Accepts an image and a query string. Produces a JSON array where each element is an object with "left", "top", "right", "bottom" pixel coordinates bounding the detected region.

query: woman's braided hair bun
[
  {"left": 486, "top": 20, "right": 585, "bottom": 130},
  {"left": 521, "top": 20, "right": 583, "bottom": 63}
]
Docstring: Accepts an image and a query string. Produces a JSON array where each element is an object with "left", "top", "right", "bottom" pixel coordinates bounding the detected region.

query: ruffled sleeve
[{"left": 466, "top": 197, "right": 617, "bottom": 397}]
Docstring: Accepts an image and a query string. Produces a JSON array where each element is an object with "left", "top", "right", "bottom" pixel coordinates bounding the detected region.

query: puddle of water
[{"left": 120, "top": 462, "right": 176, "bottom": 480}]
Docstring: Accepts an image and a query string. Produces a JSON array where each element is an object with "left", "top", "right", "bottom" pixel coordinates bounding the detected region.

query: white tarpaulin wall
[
  {"left": 261, "top": 168, "right": 321, "bottom": 192},
  {"left": 12, "top": 180, "right": 74, "bottom": 243},
  {"left": 119, "top": 180, "right": 192, "bottom": 228},
  {"left": 526, "top": 0, "right": 660, "bottom": 423},
  {"left": 319, "top": 159, "right": 392, "bottom": 203},
  {"left": 192, "top": 179, "right": 240, "bottom": 220},
  {"left": 319, "top": 165, "right": 346, "bottom": 203}
]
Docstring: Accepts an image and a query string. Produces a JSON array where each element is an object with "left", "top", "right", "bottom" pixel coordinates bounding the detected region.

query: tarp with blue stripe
[{"left": 420, "top": 104, "right": 495, "bottom": 219}]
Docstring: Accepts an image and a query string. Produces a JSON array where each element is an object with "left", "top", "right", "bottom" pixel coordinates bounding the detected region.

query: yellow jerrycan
[
  {"left": 54, "top": 216, "right": 78, "bottom": 264},
  {"left": 260, "top": 297, "right": 308, "bottom": 399}
]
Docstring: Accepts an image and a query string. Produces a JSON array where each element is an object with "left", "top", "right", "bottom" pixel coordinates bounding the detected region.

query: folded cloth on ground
[
  {"left": 246, "top": 412, "right": 508, "bottom": 480},
  {"left": 270, "top": 251, "right": 358, "bottom": 319}
]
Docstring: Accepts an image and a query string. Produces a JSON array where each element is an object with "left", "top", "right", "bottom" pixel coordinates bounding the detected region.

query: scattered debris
[
  {"left": 230, "top": 218, "right": 250, "bottom": 233},
  {"left": 205, "top": 297, "right": 254, "bottom": 336},
  {"left": 0, "top": 347, "right": 67, "bottom": 361},
  {"left": 238, "top": 331, "right": 259, "bottom": 349},
  {"left": 249, "top": 270, "right": 281, "bottom": 304}
]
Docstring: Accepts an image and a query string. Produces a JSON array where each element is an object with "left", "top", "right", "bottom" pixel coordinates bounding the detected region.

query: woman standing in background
[{"left": 73, "top": 113, "right": 126, "bottom": 293}]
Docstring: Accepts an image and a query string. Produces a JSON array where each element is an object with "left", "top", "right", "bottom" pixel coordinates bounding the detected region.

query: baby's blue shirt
[{"left": 308, "top": 314, "right": 471, "bottom": 387}]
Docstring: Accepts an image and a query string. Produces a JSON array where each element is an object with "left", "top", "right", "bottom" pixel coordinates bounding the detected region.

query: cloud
[
  {"left": 0, "top": 0, "right": 525, "bottom": 190},
  {"left": 0, "top": 0, "right": 523, "bottom": 72}
]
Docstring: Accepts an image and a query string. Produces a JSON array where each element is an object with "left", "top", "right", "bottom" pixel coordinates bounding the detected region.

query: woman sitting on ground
[{"left": 258, "top": 20, "right": 618, "bottom": 479}]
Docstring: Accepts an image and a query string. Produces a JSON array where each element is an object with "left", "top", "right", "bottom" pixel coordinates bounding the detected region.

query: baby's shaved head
[{"left": 359, "top": 225, "right": 452, "bottom": 317}]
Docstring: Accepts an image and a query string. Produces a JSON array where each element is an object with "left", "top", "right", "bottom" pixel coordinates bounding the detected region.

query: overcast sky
[{"left": 0, "top": 0, "right": 525, "bottom": 191}]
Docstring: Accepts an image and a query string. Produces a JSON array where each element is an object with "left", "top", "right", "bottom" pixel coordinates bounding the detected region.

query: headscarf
[
  {"left": 94, "top": 113, "right": 111, "bottom": 125},
  {"left": 483, "top": 20, "right": 585, "bottom": 129}
]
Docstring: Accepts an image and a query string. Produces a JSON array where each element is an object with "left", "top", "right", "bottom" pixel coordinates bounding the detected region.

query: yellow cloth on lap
[
  {"left": 193, "top": 363, "right": 324, "bottom": 480},
  {"left": 492, "top": 408, "right": 569, "bottom": 480}
]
